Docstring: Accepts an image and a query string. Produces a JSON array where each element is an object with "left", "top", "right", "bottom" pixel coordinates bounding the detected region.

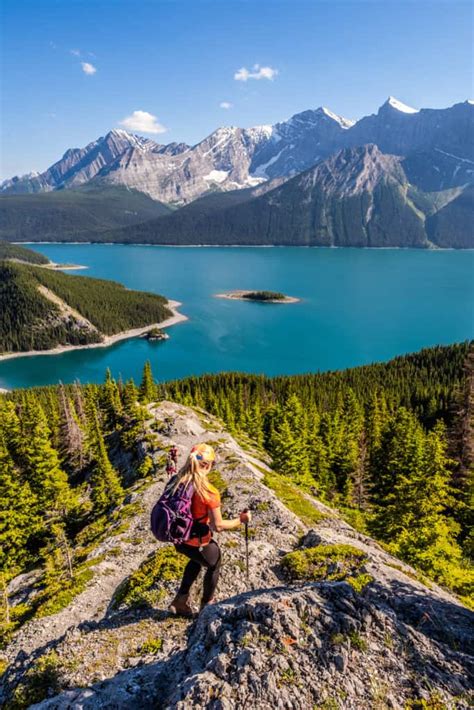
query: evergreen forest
[
  {"left": 0, "top": 262, "right": 172, "bottom": 352},
  {"left": 0, "top": 341, "right": 472, "bottom": 647},
  {"left": 0, "top": 240, "right": 49, "bottom": 265}
]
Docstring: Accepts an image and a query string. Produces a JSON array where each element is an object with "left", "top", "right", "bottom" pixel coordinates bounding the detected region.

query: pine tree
[
  {"left": 58, "top": 384, "right": 85, "bottom": 471},
  {"left": 139, "top": 361, "right": 156, "bottom": 403},
  {"left": 391, "top": 422, "right": 463, "bottom": 579},
  {"left": 21, "top": 400, "right": 76, "bottom": 519},
  {"left": 352, "top": 428, "right": 368, "bottom": 509},
  {"left": 0, "top": 431, "right": 37, "bottom": 576},
  {"left": 41, "top": 523, "right": 76, "bottom": 604},
  {"left": 369, "top": 410, "right": 463, "bottom": 582},
  {"left": 271, "top": 418, "right": 311, "bottom": 486},
  {"left": 101, "top": 369, "right": 123, "bottom": 430},
  {"left": 0, "top": 400, "right": 22, "bottom": 463},
  {"left": 72, "top": 381, "right": 86, "bottom": 424},
  {"left": 307, "top": 428, "right": 331, "bottom": 496},
  {"left": 122, "top": 378, "right": 139, "bottom": 418},
  {"left": 88, "top": 408, "right": 124, "bottom": 513},
  {"left": 369, "top": 407, "right": 425, "bottom": 541},
  {"left": 245, "top": 399, "right": 264, "bottom": 446}
]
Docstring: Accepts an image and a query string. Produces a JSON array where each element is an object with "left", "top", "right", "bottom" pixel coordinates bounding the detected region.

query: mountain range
[{"left": 1, "top": 97, "right": 473, "bottom": 247}]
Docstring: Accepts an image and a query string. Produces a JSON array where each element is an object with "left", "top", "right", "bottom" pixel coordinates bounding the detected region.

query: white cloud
[
  {"left": 118, "top": 110, "right": 167, "bottom": 134},
  {"left": 234, "top": 64, "right": 278, "bottom": 82},
  {"left": 70, "top": 49, "right": 81, "bottom": 57},
  {"left": 220, "top": 101, "right": 233, "bottom": 109},
  {"left": 81, "top": 61, "right": 97, "bottom": 75}
]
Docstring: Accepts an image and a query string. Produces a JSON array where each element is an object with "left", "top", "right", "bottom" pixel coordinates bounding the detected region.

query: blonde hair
[{"left": 171, "top": 449, "right": 215, "bottom": 499}]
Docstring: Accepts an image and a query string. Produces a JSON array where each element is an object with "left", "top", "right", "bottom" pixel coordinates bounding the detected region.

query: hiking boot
[
  {"left": 199, "top": 597, "right": 215, "bottom": 613},
  {"left": 169, "top": 593, "right": 195, "bottom": 618}
]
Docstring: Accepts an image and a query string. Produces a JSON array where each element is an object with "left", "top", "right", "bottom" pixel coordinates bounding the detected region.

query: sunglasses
[{"left": 195, "top": 454, "right": 212, "bottom": 466}]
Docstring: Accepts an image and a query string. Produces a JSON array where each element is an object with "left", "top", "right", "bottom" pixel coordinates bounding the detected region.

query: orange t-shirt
[{"left": 185, "top": 483, "right": 221, "bottom": 547}]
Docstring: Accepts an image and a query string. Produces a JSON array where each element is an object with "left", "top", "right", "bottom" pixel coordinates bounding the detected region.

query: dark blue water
[{"left": 1, "top": 244, "right": 472, "bottom": 389}]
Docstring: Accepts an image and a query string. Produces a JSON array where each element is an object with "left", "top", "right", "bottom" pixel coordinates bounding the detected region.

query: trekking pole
[{"left": 243, "top": 509, "right": 249, "bottom": 584}]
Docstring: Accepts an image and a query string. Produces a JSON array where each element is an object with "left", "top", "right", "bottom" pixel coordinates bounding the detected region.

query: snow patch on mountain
[
  {"left": 252, "top": 149, "right": 285, "bottom": 178},
  {"left": 203, "top": 170, "right": 229, "bottom": 183},
  {"left": 387, "top": 96, "right": 419, "bottom": 114},
  {"left": 320, "top": 106, "right": 355, "bottom": 128}
]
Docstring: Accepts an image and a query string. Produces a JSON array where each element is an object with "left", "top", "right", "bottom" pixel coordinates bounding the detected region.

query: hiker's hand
[{"left": 240, "top": 511, "right": 251, "bottom": 524}]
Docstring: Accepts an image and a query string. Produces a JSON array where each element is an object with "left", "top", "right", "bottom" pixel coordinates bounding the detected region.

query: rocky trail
[{"left": 2, "top": 402, "right": 473, "bottom": 709}]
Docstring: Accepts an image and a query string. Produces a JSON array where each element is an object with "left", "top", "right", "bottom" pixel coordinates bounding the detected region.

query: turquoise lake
[{"left": 1, "top": 245, "right": 472, "bottom": 389}]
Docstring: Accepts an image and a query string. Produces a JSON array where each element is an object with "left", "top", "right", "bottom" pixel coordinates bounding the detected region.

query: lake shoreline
[
  {"left": 0, "top": 300, "right": 187, "bottom": 363},
  {"left": 5, "top": 257, "right": 88, "bottom": 270},
  {"left": 14, "top": 242, "right": 474, "bottom": 251}
]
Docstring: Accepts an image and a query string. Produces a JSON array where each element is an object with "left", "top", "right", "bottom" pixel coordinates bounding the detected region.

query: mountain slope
[
  {"left": 0, "top": 109, "right": 350, "bottom": 205},
  {"left": 426, "top": 185, "right": 474, "bottom": 248},
  {"left": 2, "top": 99, "right": 472, "bottom": 208},
  {"left": 0, "top": 185, "right": 171, "bottom": 242},
  {"left": 0, "top": 262, "right": 173, "bottom": 353},
  {"left": 2, "top": 401, "right": 471, "bottom": 709},
  {"left": 102, "top": 144, "right": 472, "bottom": 247},
  {"left": 0, "top": 130, "right": 182, "bottom": 195},
  {"left": 343, "top": 97, "right": 474, "bottom": 161}
]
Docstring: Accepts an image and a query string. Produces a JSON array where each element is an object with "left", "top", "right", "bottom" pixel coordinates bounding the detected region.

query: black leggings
[{"left": 175, "top": 539, "right": 221, "bottom": 603}]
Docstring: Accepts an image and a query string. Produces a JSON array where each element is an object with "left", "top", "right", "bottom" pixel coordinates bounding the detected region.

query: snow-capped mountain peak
[
  {"left": 385, "top": 96, "right": 419, "bottom": 114},
  {"left": 319, "top": 106, "right": 355, "bottom": 128},
  {"left": 2, "top": 98, "right": 471, "bottom": 203}
]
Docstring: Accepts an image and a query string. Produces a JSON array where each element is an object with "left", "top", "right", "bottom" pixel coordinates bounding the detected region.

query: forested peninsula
[
  {"left": 0, "top": 261, "right": 181, "bottom": 355},
  {"left": 0, "top": 240, "right": 49, "bottom": 265}
]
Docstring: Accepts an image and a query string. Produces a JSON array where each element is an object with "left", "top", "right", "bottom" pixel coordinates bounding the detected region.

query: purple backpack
[{"left": 151, "top": 477, "right": 196, "bottom": 544}]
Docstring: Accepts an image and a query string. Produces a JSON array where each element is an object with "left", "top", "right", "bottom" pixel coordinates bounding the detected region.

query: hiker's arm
[{"left": 209, "top": 507, "right": 251, "bottom": 532}]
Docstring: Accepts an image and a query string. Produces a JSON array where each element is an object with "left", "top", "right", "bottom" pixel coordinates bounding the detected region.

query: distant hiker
[
  {"left": 165, "top": 448, "right": 177, "bottom": 477},
  {"left": 170, "top": 445, "right": 178, "bottom": 463},
  {"left": 167, "top": 443, "right": 251, "bottom": 617}
]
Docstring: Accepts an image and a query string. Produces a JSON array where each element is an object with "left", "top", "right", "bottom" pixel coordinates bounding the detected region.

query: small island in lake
[
  {"left": 215, "top": 289, "right": 300, "bottom": 303},
  {"left": 142, "top": 327, "right": 170, "bottom": 341}
]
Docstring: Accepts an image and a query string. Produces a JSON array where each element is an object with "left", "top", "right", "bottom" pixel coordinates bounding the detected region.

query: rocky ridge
[
  {"left": 2, "top": 99, "right": 472, "bottom": 205},
  {"left": 108, "top": 143, "right": 474, "bottom": 248},
  {"left": 2, "top": 401, "right": 472, "bottom": 709}
]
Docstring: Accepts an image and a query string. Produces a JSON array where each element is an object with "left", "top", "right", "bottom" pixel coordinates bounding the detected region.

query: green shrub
[
  {"left": 34, "top": 568, "right": 94, "bottom": 618},
  {"left": 347, "top": 573, "right": 374, "bottom": 593},
  {"left": 348, "top": 631, "right": 368, "bottom": 651},
  {"left": 281, "top": 544, "right": 368, "bottom": 582},
  {"left": 138, "top": 637, "right": 163, "bottom": 654},
  {"left": 263, "top": 470, "right": 325, "bottom": 526},
  {"left": 114, "top": 547, "right": 186, "bottom": 609},
  {"left": 7, "top": 651, "right": 63, "bottom": 709}
]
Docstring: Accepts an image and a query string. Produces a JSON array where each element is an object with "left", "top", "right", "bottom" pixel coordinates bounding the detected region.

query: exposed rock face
[
  {"left": 0, "top": 131, "right": 163, "bottom": 195},
  {"left": 343, "top": 98, "right": 474, "bottom": 162},
  {"left": 3, "top": 402, "right": 472, "bottom": 710},
  {"left": 1, "top": 110, "right": 351, "bottom": 205},
  {"left": 3, "top": 99, "right": 472, "bottom": 205},
  {"left": 112, "top": 144, "right": 469, "bottom": 248}
]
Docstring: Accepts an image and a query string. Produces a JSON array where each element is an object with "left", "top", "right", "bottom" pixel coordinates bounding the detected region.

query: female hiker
[{"left": 169, "top": 443, "right": 251, "bottom": 617}]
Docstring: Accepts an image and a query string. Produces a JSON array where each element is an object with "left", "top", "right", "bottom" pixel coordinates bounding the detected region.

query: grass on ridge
[{"left": 262, "top": 469, "right": 326, "bottom": 526}]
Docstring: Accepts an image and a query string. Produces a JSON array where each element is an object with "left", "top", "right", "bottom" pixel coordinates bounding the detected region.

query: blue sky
[{"left": 1, "top": 0, "right": 472, "bottom": 179}]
